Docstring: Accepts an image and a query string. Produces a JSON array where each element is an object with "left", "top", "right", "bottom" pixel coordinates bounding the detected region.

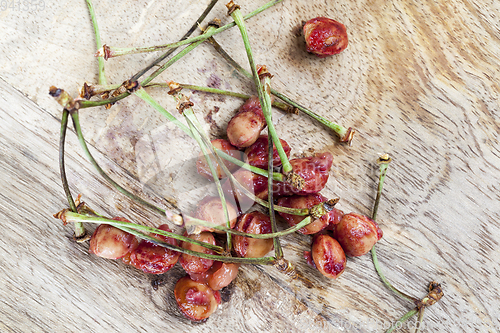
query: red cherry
[
  {"left": 174, "top": 276, "right": 220, "bottom": 322},
  {"left": 127, "top": 224, "right": 180, "bottom": 274},
  {"left": 303, "top": 17, "right": 348, "bottom": 58}
]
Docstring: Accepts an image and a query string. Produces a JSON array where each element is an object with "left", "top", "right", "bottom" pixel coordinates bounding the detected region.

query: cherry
[
  {"left": 174, "top": 275, "right": 220, "bottom": 322},
  {"left": 273, "top": 152, "right": 334, "bottom": 196},
  {"left": 89, "top": 218, "right": 139, "bottom": 259},
  {"left": 226, "top": 96, "right": 266, "bottom": 148},
  {"left": 310, "top": 233, "right": 346, "bottom": 279},
  {"left": 232, "top": 211, "right": 274, "bottom": 258},
  {"left": 244, "top": 135, "right": 291, "bottom": 169},
  {"left": 196, "top": 139, "right": 242, "bottom": 180},
  {"left": 193, "top": 196, "right": 238, "bottom": 233},
  {"left": 126, "top": 224, "right": 180, "bottom": 274},
  {"left": 277, "top": 193, "right": 330, "bottom": 234},
  {"left": 190, "top": 261, "right": 240, "bottom": 291},
  {"left": 333, "top": 213, "right": 383, "bottom": 256},
  {"left": 179, "top": 232, "right": 216, "bottom": 275},
  {"left": 303, "top": 17, "right": 348, "bottom": 58}
]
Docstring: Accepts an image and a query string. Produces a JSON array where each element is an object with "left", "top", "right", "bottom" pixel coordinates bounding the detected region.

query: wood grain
[{"left": 1, "top": 0, "right": 500, "bottom": 332}]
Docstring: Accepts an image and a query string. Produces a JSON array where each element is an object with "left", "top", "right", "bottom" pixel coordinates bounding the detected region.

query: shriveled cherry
[
  {"left": 89, "top": 219, "right": 138, "bottom": 259},
  {"left": 127, "top": 224, "right": 180, "bottom": 274},
  {"left": 193, "top": 196, "right": 238, "bottom": 233},
  {"left": 174, "top": 275, "right": 221, "bottom": 322},
  {"left": 179, "top": 232, "right": 216, "bottom": 275},
  {"left": 333, "top": 213, "right": 383, "bottom": 256},
  {"left": 196, "top": 139, "right": 242, "bottom": 180},
  {"left": 303, "top": 17, "right": 348, "bottom": 58},
  {"left": 273, "top": 152, "right": 334, "bottom": 196},
  {"left": 226, "top": 96, "right": 266, "bottom": 148},
  {"left": 277, "top": 193, "right": 330, "bottom": 235},
  {"left": 244, "top": 135, "right": 291, "bottom": 169},
  {"left": 311, "top": 233, "right": 346, "bottom": 279},
  {"left": 190, "top": 261, "right": 240, "bottom": 291},
  {"left": 232, "top": 211, "right": 274, "bottom": 258}
]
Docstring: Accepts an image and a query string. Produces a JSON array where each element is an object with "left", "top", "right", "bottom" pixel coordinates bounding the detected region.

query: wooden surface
[{"left": 1, "top": 0, "right": 499, "bottom": 332}]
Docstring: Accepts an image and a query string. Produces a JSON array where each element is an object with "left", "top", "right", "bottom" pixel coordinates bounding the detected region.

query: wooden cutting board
[{"left": 1, "top": 0, "right": 499, "bottom": 331}]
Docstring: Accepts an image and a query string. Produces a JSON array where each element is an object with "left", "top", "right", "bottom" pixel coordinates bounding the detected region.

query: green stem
[
  {"left": 62, "top": 212, "right": 275, "bottom": 265},
  {"left": 185, "top": 215, "right": 311, "bottom": 239},
  {"left": 59, "top": 110, "right": 77, "bottom": 213},
  {"left": 183, "top": 106, "right": 232, "bottom": 250},
  {"left": 384, "top": 308, "right": 418, "bottom": 333},
  {"left": 59, "top": 109, "right": 84, "bottom": 238},
  {"left": 95, "top": 0, "right": 283, "bottom": 59},
  {"left": 63, "top": 212, "right": 223, "bottom": 253},
  {"left": 70, "top": 111, "right": 178, "bottom": 220},
  {"left": 207, "top": 36, "right": 353, "bottom": 143},
  {"left": 86, "top": 0, "right": 106, "bottom": 85},
  {"left": 129, "top": 0, "right": 220, "bottom": 82},
  {"left": 168, "top": 83, "right": 292, "bottom": 112},
  {"left": 370, "top": 154, "right": 418, "bottom": 302},
  {"left": 267, "top": 133, "right": 283, "bottom": 259},
  {"left": 262, "top": 74, "right": 292, "bottom": 174},
  {"left": 229, "top": 5, "right": 293, "bottom": 174},
  {"left": 141, "top": 26, "right": 217, "bottom": 86}
]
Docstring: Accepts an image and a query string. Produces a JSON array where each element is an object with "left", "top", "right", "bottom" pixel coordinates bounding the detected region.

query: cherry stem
[
  {"left": 183, "top": 105, "right": 233, "bottom": 250},
  {"left": 85, "top": 0, "right": 106, "bottom": 85},
  {"left": 267, "top": 131, "right": 283, "bottom": 259},
  {"left": 60, "top": 212, "right": 277, "bottom": 265},
  {"left": 61, "top": 211, "right": 223, "bottom": 253},
  {"left": 70, "top": 111, "right": 182, "bottom": 223},
  {"left": 370, "top": 154, "right": 419, "bottom": 302},
  {"left": 207, "top": 36, "right": 354, "bottom": 144},
  {"left": 141, "top": 25, "right": 217, "bottom": 87},
  {"left": 129, "top": 0, "right": 220, "bottom": 82},
  {"left": 384, "top": 308, "right": 419, "bottom": 333},
  {"left": 59, "top": 109, "right": 84, "bottom": 239},
  {"left": 184, "top": 215, "right": 312, "bottom": 239},
  {"left": 153, "top": 82, "right": 293, "bottom": 112},
  {"left": 228, "top": 4, "right": 294, "bottom": 176},
  {"left": 95, "top": 0, "right": 283, "bottom": 59}
]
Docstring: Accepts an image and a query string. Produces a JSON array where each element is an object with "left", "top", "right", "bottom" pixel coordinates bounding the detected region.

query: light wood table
[{"left": 1, "top": 0, "right": 499, "bottom": 332}]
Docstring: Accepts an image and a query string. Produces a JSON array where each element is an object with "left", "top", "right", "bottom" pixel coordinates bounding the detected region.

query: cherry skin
[
  {"left": 174, "top": 275, "right": 221, "bottom": 322},
  {"left": 303, "top": 17, "right": 348, "bottom": 58},
  {"left": 226, "top": 96, "right": 266, "bottom": 148},
  {"left": 89, "top": 219, "right": 138, "bottom": 259},
  {"left": 310, "top": 233, "right": 346, "bottom": 279},
  {"left": 333, "top": 213, "right": 383, "bottom": 257}
]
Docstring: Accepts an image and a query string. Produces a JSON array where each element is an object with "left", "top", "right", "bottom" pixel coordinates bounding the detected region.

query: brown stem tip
[
  {"left": 225, "top": 0, "right": 240, "bottom": 15},
  {"left": 176, "top": 94, "right": 194, "bottom": 114},
  {"left": 415, "top": 281, "right": 444, "bottom": 309},
  {"left": 339, "top": 127, "right": 355, "bottom": 146}
]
